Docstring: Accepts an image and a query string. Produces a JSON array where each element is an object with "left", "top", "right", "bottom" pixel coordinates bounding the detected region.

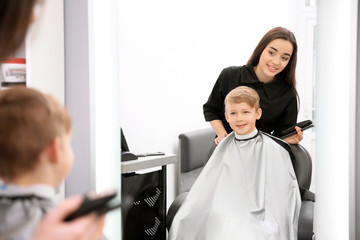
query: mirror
[{"left": 118, "top": 0, "right": 317, "bottom": 236}]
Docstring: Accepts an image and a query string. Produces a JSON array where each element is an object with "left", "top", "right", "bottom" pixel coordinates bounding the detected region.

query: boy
[
  {"left": 169, "top": 86, "right": 301, "bottom": 240},
  {"left": 0, "top": 87, "right": 103, "bottom": 239}
]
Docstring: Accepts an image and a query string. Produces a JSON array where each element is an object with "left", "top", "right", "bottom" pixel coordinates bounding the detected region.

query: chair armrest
[
  {"left": 298, "top": 189, "right": 315, "bottom": 240},
  {"left": 300, "top": 187, "right": 315, "bottom": 202},
  {"left": 166, "top": 192, "right": 189, "bottom": 230}
]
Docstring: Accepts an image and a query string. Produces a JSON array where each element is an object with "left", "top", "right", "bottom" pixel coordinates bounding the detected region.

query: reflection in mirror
[{"left": 119, "top": 0, "right": 317, "bottom": 237}]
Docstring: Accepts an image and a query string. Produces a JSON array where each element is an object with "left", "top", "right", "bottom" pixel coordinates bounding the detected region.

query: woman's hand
[
  {"left": 32, "top": 195, "right": 106, "bottom": 240},
  {"left": 215, "top": 133, "right": 228, "bottom": 145},
  {"left": 283, "top": 126, "right": 303, "bottom": 144},
  {"left": 210, "top": 120, "right": 228, "bottom": 145}
]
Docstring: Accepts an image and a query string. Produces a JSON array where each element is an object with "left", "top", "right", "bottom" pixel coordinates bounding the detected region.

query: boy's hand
[
  {"left": 215, "top": 133, "right": 227, "bottom": 145},
  {"left": 283, "top": 126, "right": 303, "bottom": 144},
  {"left": 32, "top": 195, "right": 106, "bottom": 240}
]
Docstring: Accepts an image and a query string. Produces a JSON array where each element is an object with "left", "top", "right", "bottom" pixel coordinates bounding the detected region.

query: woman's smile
[{"left": 267, "top": 64, "right": 279, "bottom": 72}]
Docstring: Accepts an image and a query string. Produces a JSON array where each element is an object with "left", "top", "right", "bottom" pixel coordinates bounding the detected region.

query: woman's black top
[{"left": 203, "top": 64, "right": 298, "bottom": 138}]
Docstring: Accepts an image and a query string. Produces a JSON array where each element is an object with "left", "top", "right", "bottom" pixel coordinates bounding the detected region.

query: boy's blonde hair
[
  {"left": 224, "top": 86, "right": 260, "bottom": 111},
  {"left": 0, "top": 87, "right": 72, "bottom": 180}
]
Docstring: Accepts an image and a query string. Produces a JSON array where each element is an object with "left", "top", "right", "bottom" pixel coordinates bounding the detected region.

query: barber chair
[{"left": 166, "top": 128, "right": 315, "bottom": 240}]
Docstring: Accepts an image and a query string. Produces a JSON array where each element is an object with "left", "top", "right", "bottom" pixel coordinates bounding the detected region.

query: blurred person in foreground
[{"left": 0, "top": 1, "right": 106, "bottom": 239}]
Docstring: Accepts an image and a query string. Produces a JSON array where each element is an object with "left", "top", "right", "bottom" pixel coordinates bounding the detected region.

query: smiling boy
[
  {"left": 169, "top": 86, "right": 301, "bottom": 240},
  {"left": 224, "top": 86, "right": 262, "bottom": 135}
]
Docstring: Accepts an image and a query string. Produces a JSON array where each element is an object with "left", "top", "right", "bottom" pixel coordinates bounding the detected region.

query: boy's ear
[
  {"left": 225, "top": 112, "right": 230, "bottom": 122},
  {"left": 47, "top": 137, "right": 61, "bottom": 164},
  {"left": 256, "top": 108, "right": 262, "bottom": 120}
]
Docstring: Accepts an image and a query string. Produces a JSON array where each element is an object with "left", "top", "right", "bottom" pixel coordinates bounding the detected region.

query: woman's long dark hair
[
  {"left": 247, "top": 27, "right": 299, "bottom": 102},
  {"left": 0, "top": 0, "right": 37, "bottom": 61}
]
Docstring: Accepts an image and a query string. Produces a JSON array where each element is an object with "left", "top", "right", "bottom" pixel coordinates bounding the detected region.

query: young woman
[{"left": 203, "top": 27, "right": 303, "bottom": 145}]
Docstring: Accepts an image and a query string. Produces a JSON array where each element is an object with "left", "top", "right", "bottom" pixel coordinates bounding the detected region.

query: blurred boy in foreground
[{"left": 0, "top": 87, "right": 105, "bottom": 240}]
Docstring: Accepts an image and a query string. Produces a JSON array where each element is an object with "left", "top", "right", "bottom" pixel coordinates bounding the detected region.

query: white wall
[
  {"left": 118, "top": 0, "right": 313, "bottom": 206},
  {"left": 28, "top": 0, "right": 64, "bottom": 102},
  {"left": 119, "top": 0, "right": 300, "bottom": 153}
]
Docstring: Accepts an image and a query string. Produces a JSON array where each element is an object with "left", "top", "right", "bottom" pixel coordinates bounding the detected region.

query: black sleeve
[
  {"left": 203, "top": 68, "right": 229, "bottom": 122},
  {"left": 272, "top": 95, "right": 298, "bottom": 137}
]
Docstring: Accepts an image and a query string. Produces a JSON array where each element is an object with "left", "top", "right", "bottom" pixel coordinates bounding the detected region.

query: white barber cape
[{"left": 169, "top": 129, "right": 301, "bottom": 240}]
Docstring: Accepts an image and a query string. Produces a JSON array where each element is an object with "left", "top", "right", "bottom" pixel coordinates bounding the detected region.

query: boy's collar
[
  {"left": 0, "top": 184, "right": 56, "bottom": 200},
  {"left": 235, "top": 129, "right": 259, "bottom": 141}
]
